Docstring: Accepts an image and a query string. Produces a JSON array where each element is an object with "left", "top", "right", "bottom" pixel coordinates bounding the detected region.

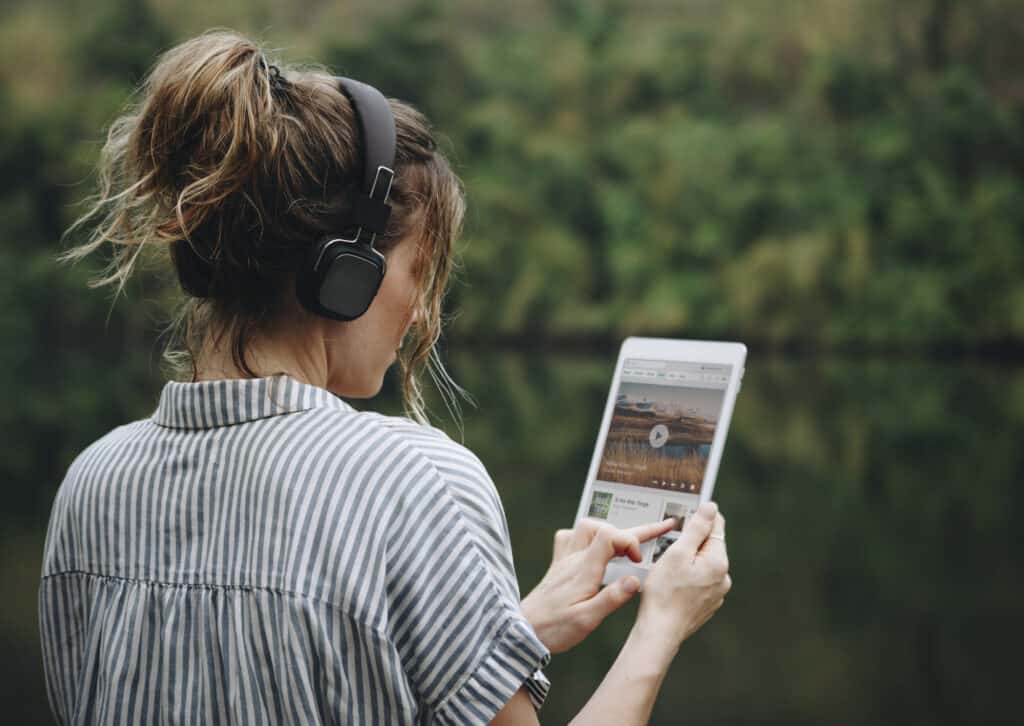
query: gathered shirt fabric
[{"left": 39, "top": 374, "right": 550, "bottom": 725}]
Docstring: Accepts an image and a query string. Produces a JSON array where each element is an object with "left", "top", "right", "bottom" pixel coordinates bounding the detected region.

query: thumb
[
  {"left": 573, "top": 575, "right": 641, "bottom": 630},
  {"left": 679, "top": 501, "right": 717, "bottom": 557}
]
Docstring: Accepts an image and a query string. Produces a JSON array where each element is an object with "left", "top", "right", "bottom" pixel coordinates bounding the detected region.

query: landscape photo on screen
[{"left": 596, "top": 377, "right": 727, "bottom": 493}]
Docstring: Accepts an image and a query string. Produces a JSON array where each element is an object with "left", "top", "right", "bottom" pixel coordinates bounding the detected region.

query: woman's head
[{"left": 60, "top": 30, "right": 466, "bottom": 423}]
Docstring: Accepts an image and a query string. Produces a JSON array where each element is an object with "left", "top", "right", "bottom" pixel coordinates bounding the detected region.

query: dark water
[{"left": 3, "top": 351, "right": 1022, "bottom": 724}]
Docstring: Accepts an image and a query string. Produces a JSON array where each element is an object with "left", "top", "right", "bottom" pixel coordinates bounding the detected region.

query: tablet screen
[{"left": 586, "top": 358, "right": 733, "bottom": 564}]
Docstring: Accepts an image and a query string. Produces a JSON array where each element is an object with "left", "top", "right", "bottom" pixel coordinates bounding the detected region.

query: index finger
[
  {"left": 582, "top": 524, "right": 644, "bottom": 565},
  {"left": 624, "top": 518, "right": 677, "bottom": 545}
]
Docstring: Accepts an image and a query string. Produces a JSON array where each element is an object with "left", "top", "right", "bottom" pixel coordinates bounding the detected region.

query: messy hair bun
[{"left": 59, "top": 29, "right": 467, "bottom": 424}]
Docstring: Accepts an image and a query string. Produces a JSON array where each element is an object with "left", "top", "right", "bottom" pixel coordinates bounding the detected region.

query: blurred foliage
[
  {"left": 1, "top": 0, "right": 1021, "bottom": 352},
  {"left": 319, "top": 0, "right": 1024, "bottom": 345}
]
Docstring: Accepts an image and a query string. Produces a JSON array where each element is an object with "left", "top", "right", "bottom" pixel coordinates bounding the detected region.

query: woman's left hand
[{"left": 520, "top": 517, "right": 677, "bottom": 654}]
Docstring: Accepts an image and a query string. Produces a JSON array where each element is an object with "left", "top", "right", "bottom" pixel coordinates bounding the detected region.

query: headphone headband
[{"left": 337, "top": 77, "right": 396, "bottom": 196}]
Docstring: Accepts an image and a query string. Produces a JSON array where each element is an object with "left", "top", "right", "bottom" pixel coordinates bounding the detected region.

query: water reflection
[
  {"left": 3, "top": 351, "right": 1021, "bottom": 724},
  {"left": 427, "top": 352, "right": 1023, "bottom": 725}
]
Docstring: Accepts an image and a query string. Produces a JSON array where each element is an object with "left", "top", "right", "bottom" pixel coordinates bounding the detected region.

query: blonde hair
[{"left": 59, "top": 30, "right": 469, "bottom": 425}]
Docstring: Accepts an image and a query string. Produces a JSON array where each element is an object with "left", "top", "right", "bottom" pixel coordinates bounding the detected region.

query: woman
[{"left": 41, "top": 31, "right": 731, "bottom": 725}]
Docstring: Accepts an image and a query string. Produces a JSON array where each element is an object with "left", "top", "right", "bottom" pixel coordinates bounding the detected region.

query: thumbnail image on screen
[{"left": 596, "top": 379, "right": 726, "bottom": 493}]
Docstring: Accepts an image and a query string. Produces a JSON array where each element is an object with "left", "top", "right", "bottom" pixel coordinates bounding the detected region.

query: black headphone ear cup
[
  {"left": 320, "top": 246, "right": 385, "bottom": 320},
  {"left": 295, "top": 238, "right": 385, "bottom": 321}
]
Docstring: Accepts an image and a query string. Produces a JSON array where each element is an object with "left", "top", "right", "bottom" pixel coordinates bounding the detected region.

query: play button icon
[{"left": 649, "top": 424, "right": 669, "bottom": 448}]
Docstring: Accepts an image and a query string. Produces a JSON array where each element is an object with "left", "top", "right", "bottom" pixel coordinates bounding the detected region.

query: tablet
[{"left": 574, "top": 337, "right": 747, "bottom": 583}]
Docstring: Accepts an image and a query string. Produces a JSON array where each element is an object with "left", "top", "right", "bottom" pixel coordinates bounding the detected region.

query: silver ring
[{"left": 708, "top": 534, "right": 726, "bottom": 542}]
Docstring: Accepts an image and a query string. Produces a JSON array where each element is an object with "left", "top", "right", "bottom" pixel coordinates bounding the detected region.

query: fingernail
[{"left": 622, "top": 576, "right": 640, "bottom": 594}]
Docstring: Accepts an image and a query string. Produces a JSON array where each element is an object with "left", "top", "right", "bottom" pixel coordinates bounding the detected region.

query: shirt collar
[{"left": 151, "top": 374, "right": 355, "bottom": 429}]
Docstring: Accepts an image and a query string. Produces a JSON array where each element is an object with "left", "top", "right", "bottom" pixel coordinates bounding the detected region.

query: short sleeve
[{"left": 384, "top": 440, "right": 551, "bottom": 724}]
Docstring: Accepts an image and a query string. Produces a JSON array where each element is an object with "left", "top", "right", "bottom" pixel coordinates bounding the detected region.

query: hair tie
[{"left": 258, "top": 54, "right": 287, "bottom": 90}]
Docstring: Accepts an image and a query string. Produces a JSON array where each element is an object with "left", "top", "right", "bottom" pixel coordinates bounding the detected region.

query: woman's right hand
[
  {"left": 525, "top": 502, "right": 731, "bottom": 726},
  {"left": 635, "top": 501, "right": 731, "bottom": 648}
]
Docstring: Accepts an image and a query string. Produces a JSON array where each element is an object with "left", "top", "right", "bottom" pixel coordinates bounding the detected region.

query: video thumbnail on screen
[{"left": 596, "top": 381, "right": 725, "bottom": 492}]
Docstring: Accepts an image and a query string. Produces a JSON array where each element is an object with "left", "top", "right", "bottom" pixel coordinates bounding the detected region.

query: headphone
[{"left": 173, "top": 76, "right": 397, "bottom": 322}]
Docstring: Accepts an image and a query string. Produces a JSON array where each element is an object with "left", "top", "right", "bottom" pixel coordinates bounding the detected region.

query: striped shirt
[{"left": 39, "top": 374, "right": 550, "bottom": 725}]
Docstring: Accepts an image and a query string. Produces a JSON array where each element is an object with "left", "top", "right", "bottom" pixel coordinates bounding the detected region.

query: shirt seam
[
  {"left": 151, "top": 407, "right": 316, "bottom": 429},
  {"left": 40, "top": 568, "right": 390, "bottom": 639}
]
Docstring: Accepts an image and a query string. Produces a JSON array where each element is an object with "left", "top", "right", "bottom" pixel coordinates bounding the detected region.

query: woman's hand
[
  {"left": 521, "top": 517, "right": 677, "bottom": 654},
  {"left": 634, "top": 501, "right": 731, "bottom": 648}
]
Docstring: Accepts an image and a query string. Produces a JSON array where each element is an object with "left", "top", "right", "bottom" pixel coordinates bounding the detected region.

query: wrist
[
  {"left": 609, "top": 622, "right": 679, "bottom": 689},
  {"left": 629, "top": 612, "right": 684, "bottom": 668},
  {"left": 520, "top": 593, "right": 553, "bottom": 647}
]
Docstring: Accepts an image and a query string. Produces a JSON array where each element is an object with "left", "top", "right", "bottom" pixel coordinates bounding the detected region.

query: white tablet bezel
[{"left": 574, "top": 337, "right": 747, "bottom": 582}]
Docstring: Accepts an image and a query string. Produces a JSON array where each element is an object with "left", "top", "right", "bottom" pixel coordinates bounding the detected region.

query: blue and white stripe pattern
[{"left": 40, "top": 375, "right": 550, "bottom": 724}]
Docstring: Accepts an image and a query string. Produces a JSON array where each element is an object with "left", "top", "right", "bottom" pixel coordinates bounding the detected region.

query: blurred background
[{"left": 2, "top": 0, "right": 1023, "bottom": 723}]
